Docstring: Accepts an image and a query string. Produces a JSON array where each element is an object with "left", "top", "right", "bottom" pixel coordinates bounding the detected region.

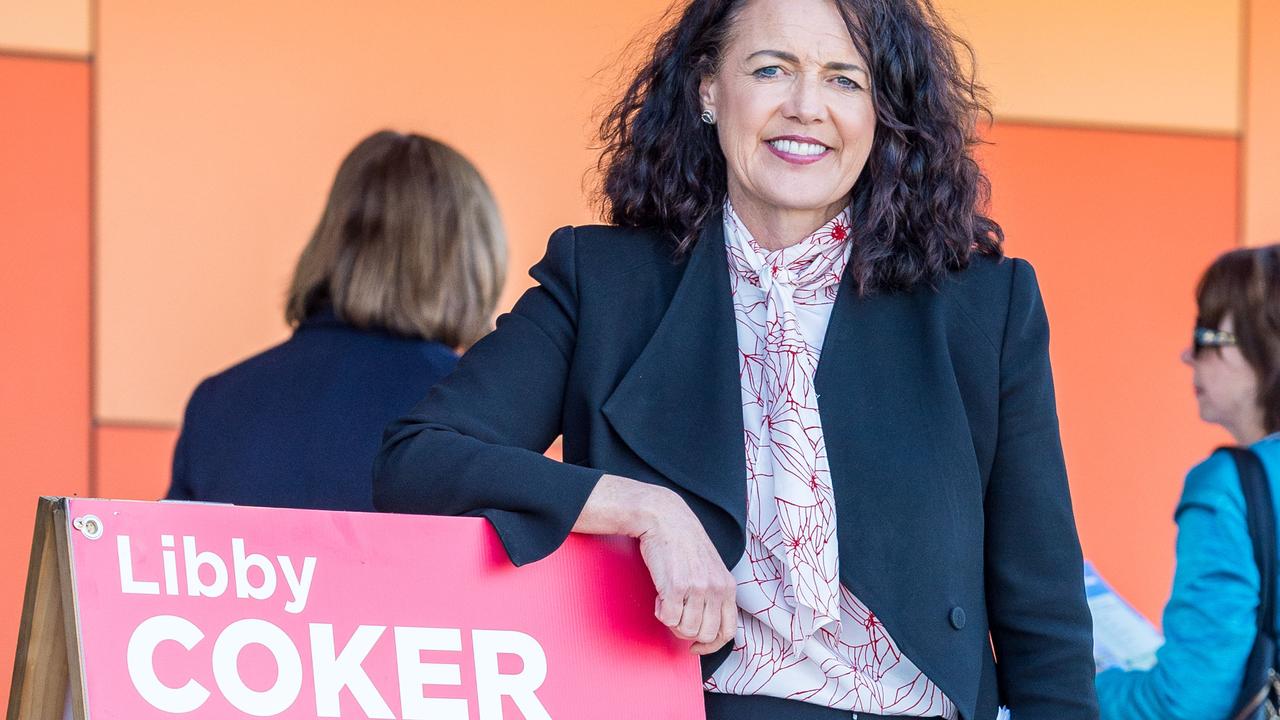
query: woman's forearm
[{"left": 572, "top": 474, "right": 678, "bottom": 538}]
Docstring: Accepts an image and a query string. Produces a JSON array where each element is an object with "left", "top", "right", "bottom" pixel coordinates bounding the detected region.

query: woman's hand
[
  {"left": 638, "top": 488, "right": 738, "bottom": 654},
  {"left": 574, "top": 474, "right": 737, "bottom": 654}
]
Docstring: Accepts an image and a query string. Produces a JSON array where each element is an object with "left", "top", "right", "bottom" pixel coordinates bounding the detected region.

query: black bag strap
[{"left": 1224, "top": 446, "right": 1278, "bottom": 643}]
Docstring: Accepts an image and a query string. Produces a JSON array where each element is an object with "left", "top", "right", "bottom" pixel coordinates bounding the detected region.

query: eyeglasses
[{"left": 1193, "top": 326, "right": 1238, "bottom": 356}]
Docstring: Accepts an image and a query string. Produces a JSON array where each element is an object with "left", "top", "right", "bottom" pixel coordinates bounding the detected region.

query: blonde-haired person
[
  {"left": 166, "top": 130, "right": 506, "bottom": 510},
  {"left": 1097, "top": 244, "right": 1280, "bottom": 719}
]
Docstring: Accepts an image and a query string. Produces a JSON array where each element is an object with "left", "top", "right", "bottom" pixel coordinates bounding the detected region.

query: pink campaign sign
[{"left": 63, "top": 498, "right": 705, "bottom": 719}]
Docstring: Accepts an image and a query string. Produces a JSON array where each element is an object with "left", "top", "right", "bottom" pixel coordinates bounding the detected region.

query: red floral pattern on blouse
[{"left": 705, "top": 201, "right": 956, "bottom": 719}]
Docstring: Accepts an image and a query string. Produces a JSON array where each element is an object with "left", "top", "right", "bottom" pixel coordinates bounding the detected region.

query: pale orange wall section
[
  {"left": 1245, "top": 0, "right": 1280, "bottom": 246},
  {"left": 982, "top": 124, "right": 1238, "bottom": 621},
  {"left": 944, "top": 0, "right": 1241, "bottom": 134},
  {"left": 0, "top": 0, "right": 89, "bottom": 57},
  {"left": 95, "top": 0, "right": 674, "bottom": 426},
  {"left": 0, "top": 54, "right": 90, "bottom": 703}
]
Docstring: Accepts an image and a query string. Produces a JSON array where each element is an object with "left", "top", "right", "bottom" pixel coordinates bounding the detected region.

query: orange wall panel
[
  {"left": 981, "top": 123, "right": 1239, "bottom": 621},
  {"left": 0, "top": 0, "right": 90, "bottom": 58},
  {"left": 96, "top": 0, "right": 672, "bottom": 426},
  {"left": 93, "top": 425, "right": 179, "bottom": 501},
  {"left": 0, "top": 55, "right": 90, "bottom": 703},
  {"left": 1245, "top": 0, "right": 1280, "bottom": 246},
  {"left": 943, "top": 0, "right": 1242, "bottom": 133}
]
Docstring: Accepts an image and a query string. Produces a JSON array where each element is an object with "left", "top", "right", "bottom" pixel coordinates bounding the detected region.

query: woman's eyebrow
[
  {"left": 745, "top": 49, "right": 865, "bottom": 74},
  {"left": 825, "top": 61, "right": 866, "bottom": 74},
  {"left": 746, "top": 49, "right": 800, "bottom": 64}
]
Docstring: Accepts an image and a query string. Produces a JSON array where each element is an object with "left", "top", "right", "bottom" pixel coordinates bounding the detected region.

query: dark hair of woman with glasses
[{"left": 1096, "top": 243, "right": 1280, "bottom": 719}]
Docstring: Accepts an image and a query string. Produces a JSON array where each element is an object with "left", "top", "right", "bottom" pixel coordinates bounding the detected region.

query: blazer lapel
[
  {"left": 815, "top": 273, "right": 913, "bottom": 574},
  {"left": 815, "top": 272, "right": 969, "bottom": 581},
  {"left": 814, "top": 267, "right": 984, "bottom": 720},
  {"left": 601, "top": 215, "right": 747, "bottom": 532}
]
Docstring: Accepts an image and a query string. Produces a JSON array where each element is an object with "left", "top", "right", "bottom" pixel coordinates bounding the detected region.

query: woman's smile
[{"left": 765, "top": 135, "right": 832, "bottom": 164}]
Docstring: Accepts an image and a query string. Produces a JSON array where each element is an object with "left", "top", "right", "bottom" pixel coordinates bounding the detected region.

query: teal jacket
[{"left": 1096, "top": 434, "right": 1280, "bottom": 719}]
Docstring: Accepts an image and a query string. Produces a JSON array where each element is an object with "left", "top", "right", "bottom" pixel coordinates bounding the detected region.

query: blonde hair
[{"left": 286, "top": 131, "right": 506, "bottom": 348}]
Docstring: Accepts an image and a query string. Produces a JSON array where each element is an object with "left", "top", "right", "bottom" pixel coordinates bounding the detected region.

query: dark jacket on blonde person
[
  {"left": 168, "top": 307, "right": 457, "bottom": 510},
  {"left": 374, "top": 217, "right": 1098, "bottom": 720}
]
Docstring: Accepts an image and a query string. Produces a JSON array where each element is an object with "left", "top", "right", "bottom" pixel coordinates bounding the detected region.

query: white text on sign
[
  {"left": 127, "top": 617, "right": 552, "bottom": 718},
  {"left": 115, "top": 534, "right": 552, "bottom": 718}
]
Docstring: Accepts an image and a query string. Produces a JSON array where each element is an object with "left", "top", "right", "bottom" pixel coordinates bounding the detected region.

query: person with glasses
[{"left": 1096, "top": 244, "right": 1280, "bottom": 719}]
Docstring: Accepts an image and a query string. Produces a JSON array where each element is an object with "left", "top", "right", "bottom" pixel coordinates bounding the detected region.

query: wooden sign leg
[
  {"left": 50, "top": 501, "right": 84, "bottom": 720},
  {"left": 7, "top": 498, "right": 73, "bottom": 720}
]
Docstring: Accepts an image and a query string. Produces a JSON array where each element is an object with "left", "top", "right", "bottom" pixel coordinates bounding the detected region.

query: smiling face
[{"left": 699, "top": 0, "right": 876, "bottom": 231}]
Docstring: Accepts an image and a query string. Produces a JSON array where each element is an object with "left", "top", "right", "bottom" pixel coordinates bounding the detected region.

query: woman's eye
[
  {"left": 834, "top": 76, "right": 863, "bottom": 90},
  {"left": 752, "top": 66, "right": 782, "bottom": 79}
]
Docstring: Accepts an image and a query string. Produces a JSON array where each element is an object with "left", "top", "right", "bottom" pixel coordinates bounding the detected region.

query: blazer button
[{"left": 949, "top": 606, "right": 966, "bottom": 630}]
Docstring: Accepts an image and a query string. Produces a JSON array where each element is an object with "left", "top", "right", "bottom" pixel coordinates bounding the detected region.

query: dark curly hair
[{"left": 597, "top": 0, "right": 1003, "bottom": 294}]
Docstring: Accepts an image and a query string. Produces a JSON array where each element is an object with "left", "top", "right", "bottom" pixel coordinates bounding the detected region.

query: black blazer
[
  {"left": 169, "top": 307, "right": 458, "bottom": 511},
  {"left": 374, "top": 217, "right": 1099, "bottom": 720}
]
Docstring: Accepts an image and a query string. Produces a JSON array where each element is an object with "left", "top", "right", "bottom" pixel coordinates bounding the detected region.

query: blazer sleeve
[
  {"left": 985, "top": 259, "right": 1100, "bottom": 718},
  {"left": 373, "top": 226, "right": 605, "bottom": 566},
  {"left": 1095, "top": 451, "right": 1257, "bottom": 720}
]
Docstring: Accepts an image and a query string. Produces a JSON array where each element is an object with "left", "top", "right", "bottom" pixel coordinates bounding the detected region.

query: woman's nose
[
  {"left": 1180, "top": 346, "right": 1194, "bottom": 366},
  {"left": 783, "top": 75, "right": 823, "bottom": 124}
]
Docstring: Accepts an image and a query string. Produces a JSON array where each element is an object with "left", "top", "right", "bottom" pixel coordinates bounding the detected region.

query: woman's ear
[{"left": 699, "top": 74, "right": 718, "bottom": 119}]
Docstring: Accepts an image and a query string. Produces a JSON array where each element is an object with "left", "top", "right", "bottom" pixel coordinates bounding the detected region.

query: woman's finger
[
  {"left": 656, "top": 591, "right": 684, "bottom": 628},
  {"left": 694, "top": 593, "right": 721, "bottom": 644},
  {"left": 690, "top": 588, "right": 738, "bottom": 654},
  {"left": 718, "top": 594, "right": 738, "bottom": 646},
  {"left": 675, "top": 593, "right": 705, "bottom": 640}
]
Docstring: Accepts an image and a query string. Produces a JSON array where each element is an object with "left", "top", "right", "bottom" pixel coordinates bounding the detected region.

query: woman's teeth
[{"left": 769, "top": 139, "right": 828, "bottom": 156}]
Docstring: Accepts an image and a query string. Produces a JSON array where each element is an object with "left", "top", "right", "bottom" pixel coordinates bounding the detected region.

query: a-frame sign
[
  {"left": 9, "top": 497, "right": 83, "bottom": 720},
  {"left": 5, "top": 496, "right": 704, "bottom": 720}
]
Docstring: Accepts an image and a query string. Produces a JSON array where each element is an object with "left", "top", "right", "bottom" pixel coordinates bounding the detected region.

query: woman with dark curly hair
[{"left": 375, "top": 0, "right": 1098, "bottom": 717}]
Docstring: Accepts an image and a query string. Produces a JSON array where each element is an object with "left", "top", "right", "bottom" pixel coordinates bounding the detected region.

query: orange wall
[
  {"left": 94, "top": 0, "right": 674, "bottom": 426},
  {"left": 1245, "top": 0, "right": 1280, "bottom": 246},
  {"left": 95, "top": 1, "right": 1249, "bottom": 427},
  {"left": 0, "top": 0, "right": 89, "bottom": 57},
  {"left": 943, "top": 0, "right": 1242, "bottom": 134},
  {"left": 0, "top": 54, "right": 91, "bottom": 700},
  {"left": 93, "top": 425, "right": 178, "bottom": 502},
  {"left": 981, "top": 124, "right": 1238, "bottom": 620}
]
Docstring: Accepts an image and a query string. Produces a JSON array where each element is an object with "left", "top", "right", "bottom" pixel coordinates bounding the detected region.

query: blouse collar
[{"left": 722, "top": 199, "right": 853, "bottom": 290}]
